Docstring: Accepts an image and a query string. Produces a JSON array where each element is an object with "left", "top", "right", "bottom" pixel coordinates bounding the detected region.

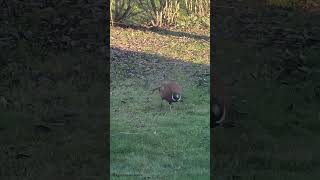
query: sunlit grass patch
[{"left": 110, "top": 27, "right": 209, "bottom": 65}]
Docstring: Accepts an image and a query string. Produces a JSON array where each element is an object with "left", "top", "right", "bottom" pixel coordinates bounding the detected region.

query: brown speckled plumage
[{"left": 152, "top": 80, "right": 182, "bottom": 104}]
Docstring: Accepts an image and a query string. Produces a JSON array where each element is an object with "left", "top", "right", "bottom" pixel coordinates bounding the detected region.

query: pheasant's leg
[{"left": 160, "top": 100, "right": 163, "bottom": 110}]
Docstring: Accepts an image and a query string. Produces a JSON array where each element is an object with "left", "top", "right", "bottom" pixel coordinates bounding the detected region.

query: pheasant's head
[{"left": 171, "top": 92, "right": 181, "bottom": 102}]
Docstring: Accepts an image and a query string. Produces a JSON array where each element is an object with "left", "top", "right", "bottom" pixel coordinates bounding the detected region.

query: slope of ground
[{"left": 110, "top": 26, "right": 210, "bottom": 179}]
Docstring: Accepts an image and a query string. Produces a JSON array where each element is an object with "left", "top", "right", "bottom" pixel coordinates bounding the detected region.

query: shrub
[
  {"left": 138, "top": 0, "right": 181, "bottom": 27},
  {"left": 110, "top": 0, "right": 139, "bottom": 25}
]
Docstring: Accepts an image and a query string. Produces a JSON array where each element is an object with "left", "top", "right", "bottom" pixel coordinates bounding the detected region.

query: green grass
[
  {"left": 111, "top": 79, "right": 209, "bottom": 179},
  {"left": 110, "top": 25, "right": 210, "bottom": 179}
]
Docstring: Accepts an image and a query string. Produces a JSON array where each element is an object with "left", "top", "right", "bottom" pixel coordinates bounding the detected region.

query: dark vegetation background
[
  {"left": 0, "top": 0, "right": 108, "bottom": 179},
  {"left": 213, "top": 0, "right": 320, "bottom": 179}
]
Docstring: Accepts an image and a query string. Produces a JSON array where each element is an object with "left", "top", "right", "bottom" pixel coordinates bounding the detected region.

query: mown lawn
[{"left": 110, "top": 26, "right": 210, "bottom": 179}]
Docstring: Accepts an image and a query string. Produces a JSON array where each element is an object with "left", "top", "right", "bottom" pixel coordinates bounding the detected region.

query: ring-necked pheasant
[
  {"left": 212, "top": 73, "right": 226, "bottom": 127},
  {"left": 151, "top": 80, "right": 182, "bottom": 110}
]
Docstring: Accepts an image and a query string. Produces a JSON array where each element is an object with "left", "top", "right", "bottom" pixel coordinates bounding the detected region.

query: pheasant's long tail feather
[{"left": 150, "top": 87, "right": 160, "bottom": 93}]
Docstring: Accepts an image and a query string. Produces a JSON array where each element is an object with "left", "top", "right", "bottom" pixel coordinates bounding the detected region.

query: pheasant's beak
[{"left": 177, "top": 94, "right": 181, "bottom": 102}]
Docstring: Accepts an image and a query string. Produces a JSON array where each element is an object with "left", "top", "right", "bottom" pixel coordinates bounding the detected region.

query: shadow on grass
[
  {"left": 114, "top": 23, "right": 210, "bottom": 42},
  {"left": 111, "top": 46, "right": 210, "bottom": 82}
]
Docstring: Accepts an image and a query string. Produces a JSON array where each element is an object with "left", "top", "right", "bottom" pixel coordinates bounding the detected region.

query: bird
[
  {"left": 151, "top": 80, "right": 182, "bottom": 110},
  {"left": 212, "top": 72, "right": 226, "bottom": 128}
]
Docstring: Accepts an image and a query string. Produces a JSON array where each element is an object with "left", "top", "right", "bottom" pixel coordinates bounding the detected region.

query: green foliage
[
  {"left": 110, "top": 0, "right": 210, "bottom": 29},
  {"left": 176, "top": 14, "right": 209, "bottom": 30},
  {"left": 137, "top": 0, "right": 181, "bottom": 27},
  {"left": 183, "top": 0, "right": 210, "bottom": 17},
  {"left": 110, "top": 0, "right": 141, "bottom": 25}
]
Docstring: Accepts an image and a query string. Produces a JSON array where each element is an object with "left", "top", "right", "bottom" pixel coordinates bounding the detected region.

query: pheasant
[{"left": 151, "top": 80, "right": 182, "bottom": 110}]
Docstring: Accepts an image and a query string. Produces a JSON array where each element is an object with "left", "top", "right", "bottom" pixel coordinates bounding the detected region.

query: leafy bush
[
  {"left": 110, "top": 0, "right": 210, "bottom": 29},
  {"left": 110, "top": 0, "right": 140, "bottom": 25},
  {"left": 138, "top": 0, "right": 181, "bottom": 27},
  {"left": 176, "top": 14, "right": 209, "bottom": 30},
  {"left": 184, "top": 0, "right": 210, "bottom": 17}
]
